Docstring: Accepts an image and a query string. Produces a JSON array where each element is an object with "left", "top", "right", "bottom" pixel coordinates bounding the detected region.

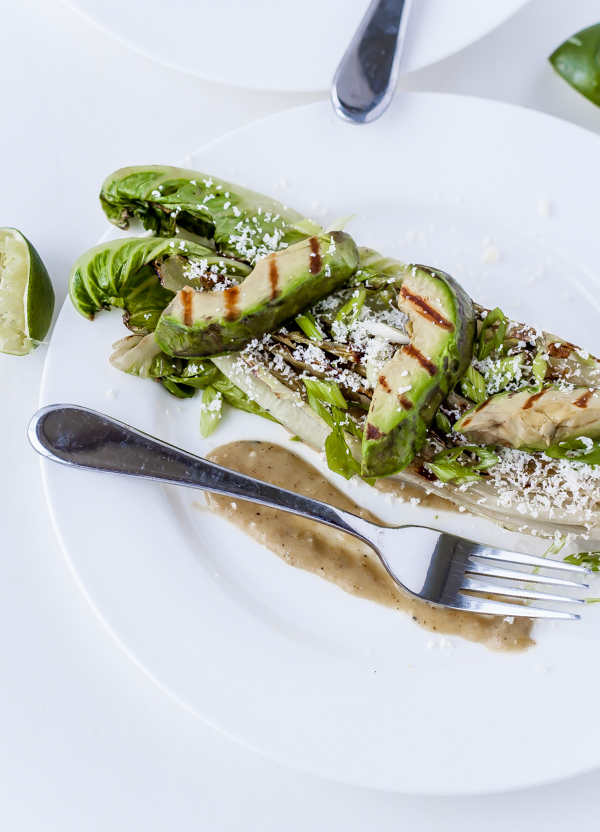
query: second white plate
[
  {"left": 41, "top": 94, "right": 600, "bottom": 794},
  {"left": 62, "top": 0, "right": 530, "bottom": 91}
]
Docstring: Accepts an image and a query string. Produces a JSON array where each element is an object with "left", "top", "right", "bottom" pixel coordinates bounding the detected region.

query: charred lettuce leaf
[
  {"left": 69, "top": 237, "right": 248, "bottom": 333},
  {"left": 100, "top": 166, "right": 321, "bottom": 264}
]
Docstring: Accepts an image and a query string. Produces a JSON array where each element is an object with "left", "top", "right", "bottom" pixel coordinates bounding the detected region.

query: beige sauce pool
[{"left": 206, "top": 441, "right": 533, "bottom": 651}]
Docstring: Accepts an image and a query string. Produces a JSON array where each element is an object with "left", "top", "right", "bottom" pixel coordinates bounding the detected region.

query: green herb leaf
[
  {"left": 550, "top": 24, "right": 600, "bottom": 107},
  {"left": 426, "top": 462, "right": 483, "bottom": 484},
  {"left": 432, "top": 445, "right": 499, "bottom": 470},
  {"left": 324, "top": 420, "right": 361, "bottom": 480},
  {"left": 545, "top": 437, "right": 600, "bottom": 466},
  {"left": 460, "top": 366, "right": 487, "bottom": 404},
  {"left": 211, "top": 372, "right": 276, "bottom": 422},
  {"left": 531, "top": 346, "right": 548, "bottom": 387},
  {"left": 295, "top": 310, "right": 324, "bottom": 341},
  {"left": 199, "top": 386, "right": 222, "bottom": 437},
  {"left": 426, "top": 445, "right": 499, "bottom": 484},
  {"left": 307, "top": 393, "right": 334, "bottom": 427},
  {"left": 332, "top": 405, "right": 364, "bottom": 440},
  {"left": 563, "top": 551, "right": 600, "bottom": 571},
  {"left": 302, "top": 377, "right": 347, "bottom": 409},
  {"left": 478, "top": 307, "right": 507, "bottom": 360},
  {"left": 485, "top": 353, "right": 524, "bottom": 394},
  {"left": 161, "top": 378, "right": 196, "bottom": 398},
  {"left": 434, "top": 411, "right": 451, "bottom": 434},
  {"left": 334, "top": 287, "right": 366, "bottom": 329}
]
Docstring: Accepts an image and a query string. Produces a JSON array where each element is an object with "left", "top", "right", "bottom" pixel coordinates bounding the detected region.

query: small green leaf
[
  {"left": 334, "top": 287, "right": 366, "bottom": 329},
  {"left": 426, "top": 445, "right": 499, "bottom": 484},
  {"left": 295, "top": 310, "right": 324, "bottom": 341},
  {"left": 324, "top": 421, "right": 361, "bottom": 480},
  {"left": 478, "top": 307, "right": 507, "bottom": 360},
  {"left": 199, "top": 386, "right": 222, "bottom": 437},
  {"left": 161, "top": 378, "right": 196, "bottom": 398},
  {"left": 332, "top": 405, "right": 364, "bottom": 440},
  {"left": 434, "top": 411, "right": 451, "bottom": 434},
  {"left": 460, "top": 366, "right": 487, "bottom": 404},
  {"left": 545, "top": 437, "right": 600, "bottom": 466},
  {"left": 563, "top": 551, "right": 600, "bottom": 571},
  {"left": 426, "top": 462, "right": 483, "bottom": 484},
  {"left": 307, "top": 393, "right": 334, "bottom": 427},
  {"left": 531, "top": 346, "right": 547, "bottom": 387},
  {"left": 485, "top": 353, "right": 524, "bottom": 394},
  {"left": 302, "top": 377, "right": 347, "bottom": 409},
  {"left": 550, "top": 24, "right": 600, "bottom": 107}
]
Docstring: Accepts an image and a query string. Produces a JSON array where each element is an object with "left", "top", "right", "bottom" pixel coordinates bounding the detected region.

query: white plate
[
  {"left": 41, "top": 94, "right": 600, "bottom": 795},
  {"left": 62, "top": 0, "right": 530, "bottom": 92}
]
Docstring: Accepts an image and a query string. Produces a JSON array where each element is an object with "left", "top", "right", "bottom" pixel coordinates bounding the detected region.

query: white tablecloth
[{"left": 2, "top": 0, "right": 599, "bottom": 827}]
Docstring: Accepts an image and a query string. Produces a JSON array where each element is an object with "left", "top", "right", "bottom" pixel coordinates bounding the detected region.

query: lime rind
[{"left": 0, "top": 228, "right": 55, "bottom": 356}]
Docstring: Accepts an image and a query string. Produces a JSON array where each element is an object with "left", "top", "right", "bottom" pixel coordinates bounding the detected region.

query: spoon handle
[{"left": 332, "top": 0, "right": 413, "bottom": 124}]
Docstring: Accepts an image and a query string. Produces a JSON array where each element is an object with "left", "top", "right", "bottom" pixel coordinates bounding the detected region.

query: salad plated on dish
[{"left": 68, "top": 165, "right": 600, "bottom": 648}]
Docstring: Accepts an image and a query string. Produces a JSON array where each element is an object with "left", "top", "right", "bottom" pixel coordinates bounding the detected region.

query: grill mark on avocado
[
  {"left": 400, "top": 286, "right": 454, "bottom": 331},
  {"left": 402, "top": 343, "right": 437, "bottom": 376},
  {"left": 574, "top": 390, "right": 595, "bottom": 408},
  {"left": 378, "top": 375, "right": 392, "bottom": 394},
  {"left": 398, "top": 395, "right": 412, "bottom": 410},
  {"left": 522, "top": 388, "right": 548, "bottom": 410},
  {"left": 365, "top": 423, "right": 383, "bottom": 440},
  {"left": 181, "top": 288, "right": 195, "bottom": 328},
  {"left": 224, "top": 286, "right": 240, "bottom": 321},
  {"left": 308, "top": 237, "right": 322, "bottom": 275},
  {"left": 268, "top": 257, "right": 280, "bottom": 300}
]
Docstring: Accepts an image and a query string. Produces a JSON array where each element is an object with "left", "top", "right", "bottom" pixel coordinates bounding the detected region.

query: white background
[{"left": 1, "top": 0, "right": 600, "bottom": 828}]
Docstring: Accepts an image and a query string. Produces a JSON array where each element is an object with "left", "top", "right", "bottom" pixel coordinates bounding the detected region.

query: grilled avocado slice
[
  {"left": 154, "top": 231, "right": 359, "bottom": 357},
  {"left": 362, "top": 265, "right": 475, "bottom": 478},
  {"left": 454, "top": 384, "right": 600, "bottom": 450}
]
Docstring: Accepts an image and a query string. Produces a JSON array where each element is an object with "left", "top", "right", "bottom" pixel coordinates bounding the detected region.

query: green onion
[
  {"left": 324, "top": 427, "right": 360, "bottom": 480},
  {"left": 426, "top": 462, "right": 483, "bottom": 484},
  {"left": 563, "top": 551, "right": 600, "bottom": 571},
  {"left": 199, "top": 386, "right": 222, "bottom": 437},
  {"left": 335, "top": 288, "right": 366, "bottom": 329},
  {"left": 295, "top": 310, "right": 324, "bottom": 341},
  {"left": 432, "top": 445, "right": 499, "bottom": 470},
  {"left": 478, "top": 307, "right": 507, "bottom": 360},
  {"left": 332, "top": 406, "right": 364, "bottom": 440},
  {"left": 302, "top": 377, "right": 347, "bottom": 409},
  {"left": 426, "top": 445, "right": 499, "bottom": 484},
  {"left": 485, "top": 353, "right": 524, "bottom": 394},
  {"left": 460, "top": 366, "right": 487, "bottom": 404},
  {"left": 531, "top": 346, "right": 547, "bottom": 387},
  {"left": 545, "top": 437, "right": 600, "bottom": 466},
  {"left": 434, "top": 411, "right": 451, "bottom": 434},
  {"left": 307, "top": 393, "right": 334, "bottom": 427}
]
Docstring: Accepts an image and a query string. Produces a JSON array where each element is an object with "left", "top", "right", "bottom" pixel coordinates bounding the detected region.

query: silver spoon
[{"left": 332, "top": 0, "right": 414, "bottom": 124}]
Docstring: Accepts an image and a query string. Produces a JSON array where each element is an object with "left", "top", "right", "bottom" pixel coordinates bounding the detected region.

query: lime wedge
[{"left": 0, "top": 228, "right": 55, "bottom": 355}]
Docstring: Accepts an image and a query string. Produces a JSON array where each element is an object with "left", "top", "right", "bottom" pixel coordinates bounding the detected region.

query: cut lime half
[{"left": 0, "top": 228, "right": 55, "bottom": 355}]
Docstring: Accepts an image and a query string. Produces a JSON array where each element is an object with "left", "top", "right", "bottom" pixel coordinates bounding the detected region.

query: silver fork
[{"left": 29, "top": 404, "right": 591, "bottom": 620}]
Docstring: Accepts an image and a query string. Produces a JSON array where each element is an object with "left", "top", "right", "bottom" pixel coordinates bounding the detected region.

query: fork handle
[{"left": 29, "top": 404, "right": 374, "bottom": 543}]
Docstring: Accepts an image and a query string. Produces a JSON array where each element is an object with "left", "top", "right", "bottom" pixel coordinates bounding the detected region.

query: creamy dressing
[{"left": 206, "top": 441, "right": 533, "bottom": 651}]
